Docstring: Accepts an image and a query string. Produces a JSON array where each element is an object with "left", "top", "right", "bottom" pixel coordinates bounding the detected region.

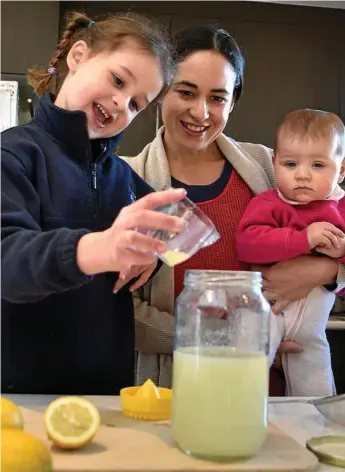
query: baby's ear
[{"left": 338, "top": 158, "right": 345, "bottom": 184}]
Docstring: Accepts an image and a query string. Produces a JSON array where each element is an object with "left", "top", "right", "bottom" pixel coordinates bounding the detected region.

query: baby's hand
[
  {"left": 307, "top": 222, "right": 344, "bottom": 250},
  {"left": 316, "top": 234, "right": 345, "bottom": 259}
]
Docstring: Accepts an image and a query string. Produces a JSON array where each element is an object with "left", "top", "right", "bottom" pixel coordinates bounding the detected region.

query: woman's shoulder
[
  {"left": 221, "top": 135, "right": 276, "bottom": 189},
  {"left": 119, "top": 129, "right": 170, "bottom": 190},
  {"left": 119, "top": 140, "right": 152, "bottom": 176},
  {"left": 226, "top": 136, "right": 273, "bottom": 161}
]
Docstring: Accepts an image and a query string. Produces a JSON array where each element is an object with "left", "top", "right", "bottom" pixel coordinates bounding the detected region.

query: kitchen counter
[
  {"left": 268, "top": 398, "right": 344, "bottom": 471},
  {"left": 327, "top": 314, "right": 345, "bottom": 330},
  {"left": 5, "top": 394, "right": 345, "bottom": 471}
]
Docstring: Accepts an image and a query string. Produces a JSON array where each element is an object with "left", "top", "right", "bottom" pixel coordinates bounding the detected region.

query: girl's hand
[{"left": 76, "top": 188, "right": 186, "bottom": 275}]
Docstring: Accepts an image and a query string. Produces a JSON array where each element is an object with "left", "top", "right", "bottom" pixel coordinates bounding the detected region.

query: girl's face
[
  {"left": 161, "top": 50, "right": 237, "bottom": 152},
  {"left": 56, "top": 38, "right": 164, "bottom": 139}
]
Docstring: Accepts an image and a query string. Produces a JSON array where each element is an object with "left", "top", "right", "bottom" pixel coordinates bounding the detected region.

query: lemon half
[{"left": 44, "top": 396, "right": 100, "bottom": 449}]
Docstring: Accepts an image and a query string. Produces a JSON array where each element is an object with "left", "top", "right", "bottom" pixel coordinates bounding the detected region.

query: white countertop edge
[{"left": 327, "top": 319, "right": 345, "bottom": 330}]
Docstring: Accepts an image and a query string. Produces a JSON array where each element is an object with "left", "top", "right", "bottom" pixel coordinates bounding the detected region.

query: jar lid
[
  {"left": 120, "top": 379, "right": 172, "bottom": 421},
  {"left": 306, "top": 435, "right": 345, "bottom": 468}
]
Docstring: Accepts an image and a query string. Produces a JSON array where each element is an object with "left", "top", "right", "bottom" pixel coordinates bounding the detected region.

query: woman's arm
[
  {"left": 255, "top": 255, "right": 339, "bottom": 314},
  {"left": 133, "top": 288, "right": 174, "bottom": 354},
  {"left": 320, "top": 256, "right": 345, "bottom": 295},
  {"left": 335, "top": 263, "right": 345, "bottom": 293}
]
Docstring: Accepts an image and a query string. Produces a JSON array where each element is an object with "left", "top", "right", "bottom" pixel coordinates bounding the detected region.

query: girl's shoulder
[{"left": 1, "top": 123, "right": 45, "bottom": 172}]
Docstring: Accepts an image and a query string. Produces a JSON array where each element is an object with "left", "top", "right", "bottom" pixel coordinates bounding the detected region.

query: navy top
[
  {"left": 171, "top": 160, "right": 232, "bottom": 203},
  {"left": 1, "top": 93, "right": 154, "bottom": 395}
]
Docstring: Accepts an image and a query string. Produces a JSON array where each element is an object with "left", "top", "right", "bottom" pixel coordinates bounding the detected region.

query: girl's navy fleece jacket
[{"left": 1, "top": 93, "right": 155, "bottom": 395}]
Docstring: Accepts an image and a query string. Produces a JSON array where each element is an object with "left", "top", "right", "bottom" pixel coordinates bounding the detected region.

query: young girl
[
  {"left": 1, "top": 11, "right": 186, "bottom": 395},
  {"left": 237, "top": 109, "right": 345, "bottom": 396}
]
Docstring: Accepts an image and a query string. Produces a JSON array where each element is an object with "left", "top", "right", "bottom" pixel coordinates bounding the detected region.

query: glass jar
[{"left": 172, "top": 270, "right": 271, "bottom": 461}]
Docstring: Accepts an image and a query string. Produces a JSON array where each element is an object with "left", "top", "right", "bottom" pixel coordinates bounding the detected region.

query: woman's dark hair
[{"left": 173, "top": 25, "right": 245, "bottom": 103}]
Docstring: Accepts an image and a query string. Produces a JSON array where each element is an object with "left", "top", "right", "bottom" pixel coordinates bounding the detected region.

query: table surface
[
  {"left": 5, "top": 394, "right": 345, "bottom": 472},
  {"left": 327, "top": 314, "right": 345, "bottom": 330}
]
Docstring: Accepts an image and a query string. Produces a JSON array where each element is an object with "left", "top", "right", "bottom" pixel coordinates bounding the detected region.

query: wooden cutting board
[{"left": 22, "top": 406, "right": 319, "bottom": 472}]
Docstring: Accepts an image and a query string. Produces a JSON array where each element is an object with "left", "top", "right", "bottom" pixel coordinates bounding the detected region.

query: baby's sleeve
[{"left": 236, "top": 195, "right": 310, "bottom": 264}]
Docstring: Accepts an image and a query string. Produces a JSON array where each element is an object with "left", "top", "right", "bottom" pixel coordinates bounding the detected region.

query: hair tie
[
  {"left": 47, "top": 67, "right": 56, "bottom": 76},
  {"left": 88, "top": 20, "right": 96, "bottom": 30}
]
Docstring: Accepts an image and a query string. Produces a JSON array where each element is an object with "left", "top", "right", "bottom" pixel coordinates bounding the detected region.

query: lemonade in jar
[{"left": 172, "top": 270, "right": 270, "bottom": 460}]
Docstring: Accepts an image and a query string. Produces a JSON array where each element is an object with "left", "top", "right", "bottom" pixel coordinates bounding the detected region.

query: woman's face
[{"left": 161, "top": 50, "right": 237, "bottom": 152}]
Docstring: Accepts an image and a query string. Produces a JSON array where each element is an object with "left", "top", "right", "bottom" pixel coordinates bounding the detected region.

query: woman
[{"left": 120, "top": 25, "right": 345, "bottom": 394}]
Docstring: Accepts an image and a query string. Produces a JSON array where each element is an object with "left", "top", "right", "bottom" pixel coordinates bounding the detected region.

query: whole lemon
[
  {"left": 1, "top": 429, "right": 53, "bottom": 472},
  {"left": 1, "top": 397, "right": 24, "bottom": 430}
]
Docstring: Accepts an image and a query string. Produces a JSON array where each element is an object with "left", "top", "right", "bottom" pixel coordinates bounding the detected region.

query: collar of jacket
[{"left": 32, "top": 93, "right": 123, "bottom": 163}]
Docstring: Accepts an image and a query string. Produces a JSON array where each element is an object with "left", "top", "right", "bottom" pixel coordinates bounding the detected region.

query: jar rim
[{"left": 184, "top": 270, "right": 262, "bottom": 286}]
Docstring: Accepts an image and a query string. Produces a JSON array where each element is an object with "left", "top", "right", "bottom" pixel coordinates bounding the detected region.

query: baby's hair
[
  {"left": 275, "top": 109, "right": 345, "bottom": 157},
  {"left": 27, "top": 11, "right": 175, "bottom": 98}
]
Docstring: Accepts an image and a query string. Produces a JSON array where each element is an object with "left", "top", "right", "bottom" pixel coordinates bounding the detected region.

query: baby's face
[{"left": 274, "top": 135, "right": 345, "bottom": 203}]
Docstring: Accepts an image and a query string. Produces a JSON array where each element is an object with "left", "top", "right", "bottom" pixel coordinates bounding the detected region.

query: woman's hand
[
  {"left": 253, "top": 255, "right": 338, "bottom": 314},
  {"left": 113, "top": 261, "right": 158, "bottom": 294},
  {"left": 76, "top": 188, "right": 186, "bottom": 276}
]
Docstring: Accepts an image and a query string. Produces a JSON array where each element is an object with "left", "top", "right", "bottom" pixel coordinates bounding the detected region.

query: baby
[{"left": 236, "top": 109, "right": 345, "bottom": 396}]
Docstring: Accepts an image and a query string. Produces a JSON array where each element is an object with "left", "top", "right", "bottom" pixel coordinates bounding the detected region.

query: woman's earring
[{"left": 155, "top": 104, "right": 160, "bottom": 136}]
